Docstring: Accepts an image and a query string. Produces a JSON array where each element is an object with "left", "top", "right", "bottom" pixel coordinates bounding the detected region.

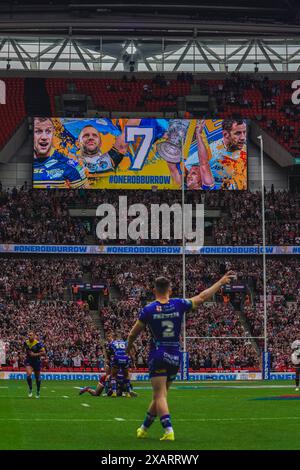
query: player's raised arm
[
  {"left": 167, "top": 162, "right": 182, "bottom": 187},
  {"left": 195, "top": 120, "right": 215, "bottom": 188},
  {"left": 189, "top": 270, "right": 236, "bottom": 309},
  {"left": 126, "top": 320, "right": 145, "bottom": 354}
]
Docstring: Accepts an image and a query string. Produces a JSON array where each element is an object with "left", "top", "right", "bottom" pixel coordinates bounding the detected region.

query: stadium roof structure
[
  {"left": 1, "top": 0, "right": 300, "bottom": 72},
  {"left": 2, "top": 36, "right": 300, "bottom": 73}
]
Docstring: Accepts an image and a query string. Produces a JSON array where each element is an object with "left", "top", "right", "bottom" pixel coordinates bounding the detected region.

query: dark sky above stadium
[
  {"left": 1, "top": 0, "right": 299, "bottom": 23},
  {"left": 1, "top": 0, "right": 300, "bottom": 37}
]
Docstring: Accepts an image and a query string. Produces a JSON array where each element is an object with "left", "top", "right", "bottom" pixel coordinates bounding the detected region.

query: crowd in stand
[
  {"left": 101, "top": 72, "right": 192, "bottom": 109},
  {"left": 0, "top": 187, "right": 299, "bottom": 245},
  {"left": 48, "top": 73, "right": 300, "bottom": 152},
  {"left": 0, "top": 188, "right": 88, "bottom": 244},
  {"left": 0, "top": 180, "right": 299, "bottom": 371},
  {"left": 0, "top": 255, "right": 298, "bottom": 370},
  {"left": 99, "top": 256, "right": 299, "bottom": 370},
  {"left": 212, "top": 189, "right": 300, "bottom": 245},
  {"left": 0, "top": 257, "right": 107, "bottom": 369},
  {"left": 1, "top": 300, "right": 105, "bottom": 370},
  {"left": 2, "top": 73, "right": 300, "bottom": 155},
  {"left": 209, "top": 73, "right": 300, "bottom": 152}
]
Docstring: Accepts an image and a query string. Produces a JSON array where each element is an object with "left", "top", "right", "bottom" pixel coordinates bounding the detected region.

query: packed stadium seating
[
  {"left": 0, "top": 78, "right": 26, "bottom": 149},
  {"left": 1, "top": 74, "right": 299, "bottom": 156},
  {"left": 0, "top": 73, "right": 299, "bottom": 374},
  {"left": 98, "top": 256, "right": 298, "bottom": 370},
  {"left": 46, "top": 75, "right": 190, "bottom": 114},
  {"left": 0, "top": 188, "right": 88, "bottom": 244},
  {"left": 0, "top": 257, "right": 105, "bottom": 370},
  {"left": 45, "top": 74, "right": 300, "bottom": 154},
  {"left": 211, "top": 189, "right": 300, "bottom": 245},
  {"left": 0, "top": 252, "right": 298, "bottom": 371},
  {"left": 0, "top": 187, "right": 299, "bottom": 245},
  {"left": 210, "top": 75, "right": 300, "bottom": 154}
]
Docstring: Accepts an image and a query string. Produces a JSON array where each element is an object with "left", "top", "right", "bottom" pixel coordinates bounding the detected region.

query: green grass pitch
[{"left": 1, "top": 380, "right": 300, "bottom": 450}]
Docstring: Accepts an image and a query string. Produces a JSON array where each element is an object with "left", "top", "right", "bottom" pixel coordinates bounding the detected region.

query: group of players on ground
[
  {"left": 79, "top": 337, "right": 138, "bottom": 398},
  {"left": 23, "top": 270, "right": 300, "bottom": 441}
]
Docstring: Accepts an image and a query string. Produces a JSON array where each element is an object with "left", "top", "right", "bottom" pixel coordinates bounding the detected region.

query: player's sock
[
  {"left": 36, "top": 378, "right": 41, "bottom": 394},
  {"left": 27, "top": 377, "right": 32, "bottom": 391},
  {"left": 160, "top": 414, "right": 173, "bottom": 434},
  {"left": 104, "top": 380, "right": 110, "bottom": 394},
  {"left": 124, "top": 379, "right": 131, "bottom": 393},
  {"left": 142, "top": 411, "right": 157, "bottom": 430},
  {"left": 111, "top": 379, "right": 117, "bottom": 393}
]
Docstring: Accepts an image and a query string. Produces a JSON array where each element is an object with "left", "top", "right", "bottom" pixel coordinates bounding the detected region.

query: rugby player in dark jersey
[
  {"left": 107, "top": 338, "right": 133, "bottom": 398},
  {"left": 24, "top": 331, "right": 46, "bottom": 398},
  {"left": 127, "top": 271, "right": 236, "bottom": 441}
]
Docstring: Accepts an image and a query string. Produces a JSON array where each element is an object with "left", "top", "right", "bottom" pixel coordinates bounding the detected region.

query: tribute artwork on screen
[{"left": 33, "top": 117, "right": 247, "bottom": 190}]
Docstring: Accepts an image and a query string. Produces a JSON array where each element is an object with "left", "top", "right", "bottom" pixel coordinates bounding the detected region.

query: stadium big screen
[{"left": 33, "top": 117, "right": 247, "bottom": 190}]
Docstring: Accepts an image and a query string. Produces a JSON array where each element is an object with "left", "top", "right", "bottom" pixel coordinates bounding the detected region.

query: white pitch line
[
  {"left": 62, "top": 396, "right": 69, "bottom": 398},
  {"left": 81, "top": 403, "right": 90, "bottom": 407},
  {"left": 73, "top": 387, "right": 82, "bottom": 390},
  {"left": 195, "top": 385, "right": 297, "bottom": 389},
  {"left": 133, "top": 385, "right": 297, "bottom": 391},
  {"left": 0, "top": 395, "right": 54, "bottom": 399},
  {"left": 0, "top": 416, "right": 300, "bottom": 423},
  {"left": 114, "top": 418, "right": 125, "bottom": 421},
  {"left": 0, "top": 386, "right": 8, "bottom": 389}
]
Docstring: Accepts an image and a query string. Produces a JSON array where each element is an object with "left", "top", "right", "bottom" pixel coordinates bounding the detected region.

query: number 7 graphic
[{"left": 125, "top": 126, "right": 154, "bottom": 171}]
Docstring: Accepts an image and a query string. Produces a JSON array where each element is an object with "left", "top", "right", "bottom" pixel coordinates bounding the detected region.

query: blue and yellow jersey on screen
[
  {"left": 185, "top": 120, "right": 247, "bottom": 190},
  {"left": 208, "top": 139, "right": 247, "bottom": 190},
  {"left": 33, "top": 149, "right": 87, "bottom": 189}
]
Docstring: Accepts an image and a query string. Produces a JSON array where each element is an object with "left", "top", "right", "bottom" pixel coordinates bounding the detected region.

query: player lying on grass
[
  {"left": 126, "top": 270, "right": 236, "bottom": 441},
  {"left": 24, "top": 330, "right": 46, "bottom": 399},
  {"left": 79, "top": 366, "right": 138, "bottom": 397}
]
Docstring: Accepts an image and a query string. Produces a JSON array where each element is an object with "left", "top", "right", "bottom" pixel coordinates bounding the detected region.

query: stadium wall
[
  {"left": 247, "top": 141, "right": 289, "bottom": 191},
  {"left": 0, "top": 245, "right": 299, "bottom": 255},
  {"left": 0, "top": 371, "right": 297, "bottom": 381},
  {"left": 1, "top": 71, "right": 300, "bottom": 80}
]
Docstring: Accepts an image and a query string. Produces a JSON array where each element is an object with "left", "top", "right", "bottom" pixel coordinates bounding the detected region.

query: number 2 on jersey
[{"left": 161, "top": 320, "right": 175, "bottom": 338}]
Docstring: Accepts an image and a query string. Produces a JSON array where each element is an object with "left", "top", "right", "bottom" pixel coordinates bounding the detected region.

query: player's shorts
[
  {"left": 24, "top": 360, "right": 41, "bottom": 372},
  {"left": 148, "top": 348, "right": 180, "bottom": 381},
  {"left": 110, "top": 355, "right": 131, "bottom": 369}
]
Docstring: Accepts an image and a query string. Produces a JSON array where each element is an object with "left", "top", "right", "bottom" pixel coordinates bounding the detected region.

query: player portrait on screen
[
  {"left": 185, "top": 118, "right": 247, "bottom": 190},
  {"left": 77, "top": 119, "right": 142, "bottom": 181},
  {"left": 33, "top": 117, "right": 87, "bottom": 189},
  {"left": 78, "top": 124, "right": 124, "bottom": 176}
]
